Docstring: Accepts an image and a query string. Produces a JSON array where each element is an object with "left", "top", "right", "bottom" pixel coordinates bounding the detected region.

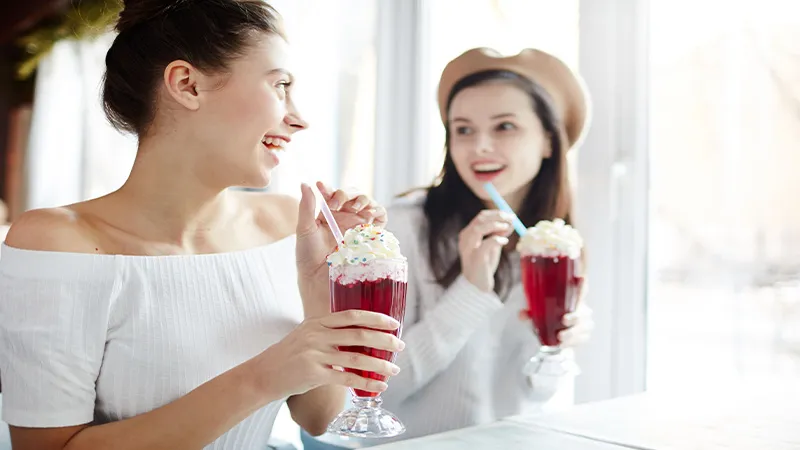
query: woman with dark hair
[
  {"left": 304, "top": 47, "right": 595, "bottom": 449},
  {"left": 0, "top": 1, "right": 404, "bottom": 449}
]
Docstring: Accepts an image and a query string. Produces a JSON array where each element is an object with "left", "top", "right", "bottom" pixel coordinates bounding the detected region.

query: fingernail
[
  {"left": 391, "top": 364, "right": 401, "bottom": 375},
  {"left": 329, "top": 200, "right": 340, "bottom": 209},
  {"left": 353, "top": 202, "right": 363, "bottom": 210},
  {"left": 397, "top": 340, "right": 406, "bottom": 350}
]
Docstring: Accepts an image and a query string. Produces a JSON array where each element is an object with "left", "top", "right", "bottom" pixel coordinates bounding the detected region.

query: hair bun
[{"left": 116, "top": 0, "right": 188, "bottom": 32}]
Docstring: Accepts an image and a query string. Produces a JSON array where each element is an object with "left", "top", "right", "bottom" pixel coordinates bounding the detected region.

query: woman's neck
[{"left": 111, "top": 136, "right": 236, "bottom": 246}]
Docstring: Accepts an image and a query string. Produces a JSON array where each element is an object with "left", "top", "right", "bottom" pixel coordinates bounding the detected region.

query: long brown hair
[{"left": 422, "top": 70, "right": 573, "bottom": 298}]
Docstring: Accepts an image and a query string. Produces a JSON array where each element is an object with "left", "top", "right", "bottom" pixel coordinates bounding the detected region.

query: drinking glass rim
[
  {"left": 519, "top": 253, "right": 580, "bottom": 260},
  {"left": 329, "top": 257, "right": 408, "bottom": 266}
]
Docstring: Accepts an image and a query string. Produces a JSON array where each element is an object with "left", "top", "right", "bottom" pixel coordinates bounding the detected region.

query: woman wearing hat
[{"left": 301, "top": 47, "right": 594, "bottom": 448}]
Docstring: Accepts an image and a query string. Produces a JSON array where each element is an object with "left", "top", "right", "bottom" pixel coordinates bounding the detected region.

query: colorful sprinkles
[{"left": 326, "top": 223, "right": 404, "bottom": 266}]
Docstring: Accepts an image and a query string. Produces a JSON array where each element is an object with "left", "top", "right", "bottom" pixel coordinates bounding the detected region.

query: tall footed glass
[
  {"left": 326, "top": 257, "right": 408, "bottom": 438},
  {"left": 517, "top": 219, "right": 584, "bottom": 378},
  {"left": 520, "top": 253, "right": 583, "bottom": 377}
]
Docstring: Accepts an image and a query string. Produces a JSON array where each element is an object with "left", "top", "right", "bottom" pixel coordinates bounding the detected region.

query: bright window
[
  {"left": 266, "top": 0, "right": 378, "bottom": 198},
  {"left": 647, "top": 0, "right": 800, "bottom": 390}
]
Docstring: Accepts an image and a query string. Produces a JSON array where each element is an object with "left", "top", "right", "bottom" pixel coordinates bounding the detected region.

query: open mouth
[
  {"left": 471, "top": 162, "right": 507, "bottom": 180},
  {"left": 261, "top": 135, "right": 289, "bottom": 151}
]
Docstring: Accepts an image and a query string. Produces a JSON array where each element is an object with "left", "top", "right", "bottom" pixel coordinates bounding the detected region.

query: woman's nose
[
  {"left": 285, "top": 100, "right": 309, "bottom": 132},
  {"left": 475, "top": 134, "right": 494, "bottom": 155}
]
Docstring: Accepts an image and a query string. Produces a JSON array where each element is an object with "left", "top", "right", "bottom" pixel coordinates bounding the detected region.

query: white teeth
[
  {"left": 473, "top": 163, "right": 505, "bottom": 172},
  {"left": 262, "top": 136, "right": 287, "bottom": 150}
]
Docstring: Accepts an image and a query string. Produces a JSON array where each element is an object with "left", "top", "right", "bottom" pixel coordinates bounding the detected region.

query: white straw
[{"left": 318, "top": 195, "right": 345, "bottom": 244}]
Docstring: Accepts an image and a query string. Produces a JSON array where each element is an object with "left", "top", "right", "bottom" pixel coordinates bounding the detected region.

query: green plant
[{"left": 16, "top": 0, "right": 122, "bottom": 80}]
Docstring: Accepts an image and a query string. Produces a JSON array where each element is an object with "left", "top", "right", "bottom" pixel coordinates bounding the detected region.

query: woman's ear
[{"left": 163, "top": 60, "right": 201, "bottom": 111}]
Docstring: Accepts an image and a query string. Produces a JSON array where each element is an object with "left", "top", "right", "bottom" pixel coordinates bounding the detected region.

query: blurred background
[{"left": 1, "top": 0, "right": 799, "bottom": 447}]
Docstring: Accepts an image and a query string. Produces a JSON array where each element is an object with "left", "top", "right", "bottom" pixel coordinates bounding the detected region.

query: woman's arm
[
  {"left": 11, "top": 359, "right": 270, "bottom": 450},
  {"left": 381, "top": 275, "right": 502, "bottom": 405},
  {"left": 6, "top": 307, "right": 400, "bottom": 450},
  {"left": 379, "top": 203, "right": 505, "bottom": 405},
  {"left": 286, "top": 279, "right": 349, "bottom": 436},
  {"left": 257, "top": 185, "right": 393, "bottom": 435}
]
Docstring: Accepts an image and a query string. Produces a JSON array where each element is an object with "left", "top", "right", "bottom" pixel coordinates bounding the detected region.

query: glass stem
[
  {"left": 352, "top": 396, "right": 383, "bottom": 409},
  {"left": 540, "top": 345, "right": 562, "bottom": 356}
]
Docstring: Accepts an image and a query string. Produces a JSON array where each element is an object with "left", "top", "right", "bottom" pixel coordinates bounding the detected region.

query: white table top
[
  {"left": 371, "top": 419, "right": 627, "bottom": 449},
  {"left": 373, "top": 386, "right": 800, "bottom": 449},
  {"left": 515, "top": 388, "right": 800, "bottom": 450}
]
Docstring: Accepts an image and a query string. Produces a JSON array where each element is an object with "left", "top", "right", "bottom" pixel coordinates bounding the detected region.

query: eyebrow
[
  {"left": 490, "top": 113, "right": 516, "bottom": 119},
  {"left": 451, "top": 112, "right": 516, "bottom": 123},
  {"left": 268, "top": 68, "right": 294, "bottom": 82}
]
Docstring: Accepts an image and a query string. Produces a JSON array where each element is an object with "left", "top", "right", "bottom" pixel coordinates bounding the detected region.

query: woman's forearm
[
  {"left": 292, "top": 277, "right": 350, "bottom": 434},
  {"left": 287, "top": 385, "right": 347, "bottom": 436},
  {"left": 64, "top": 359, "right": 272, "bottom": 450}
]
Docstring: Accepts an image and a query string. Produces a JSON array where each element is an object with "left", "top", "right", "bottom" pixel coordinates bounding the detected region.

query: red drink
[
  {"left": 521, "top": 255, "right": 582, "bottom": 348},
  {"left": 325, "top": 224, "right": 409, "bottom": 438},
  {"left": 330, "top": 276, "right": 407, "bottom": 397},
  {"left": 329, "top": 258, "right": 407, "bottom": 398}
]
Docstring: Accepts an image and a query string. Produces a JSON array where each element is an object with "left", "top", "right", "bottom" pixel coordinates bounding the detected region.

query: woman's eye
[
  {"left": 455, "top": 126, "right": 472, "bottom": 136},
  {"left": 276, "top": 80, "right": 292, "bottom": 91},
  {"left": 497, "top": 122, "right": 516, "bottom": 131}
]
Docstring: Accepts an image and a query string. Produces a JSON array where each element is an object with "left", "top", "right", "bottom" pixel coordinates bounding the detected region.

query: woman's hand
[
  {"left": 295, "top": 182, "right": 387, "bottom": 315},
  {"left": 458, "top": 210, "right": 515, "bottom": 292},
  {"left": 557, "top": 302, "right": 594, "bottom": 347},
  {"left": 253, "top": 310, "right": 405, "bottom": 399}
]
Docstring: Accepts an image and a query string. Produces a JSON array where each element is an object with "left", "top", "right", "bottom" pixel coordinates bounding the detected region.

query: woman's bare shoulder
[{"left": 4, "top": 205, "right": 100, "bottom": 253}]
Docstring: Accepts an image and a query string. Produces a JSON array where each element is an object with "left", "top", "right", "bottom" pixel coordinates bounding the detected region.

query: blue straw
[{"left": 483, "top": 182, "right": 528, "bottom": 237}]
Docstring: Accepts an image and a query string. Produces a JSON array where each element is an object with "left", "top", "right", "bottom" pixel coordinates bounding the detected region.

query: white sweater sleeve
[
  {"left": 384, "top": 276, "right": 503, "bottom": 404},
  {"left": 380, "top": 200, "right": 503, "bottom": 405},
  {"left": 0, "top": 245, "right": 119, "bottom": 427}
]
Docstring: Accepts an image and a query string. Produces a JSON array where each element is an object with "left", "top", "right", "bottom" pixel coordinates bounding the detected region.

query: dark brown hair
[
  {"left": 423, "top": 70, "right": 573, "bottom": 298},
  {"left": 103, "top": 0, "right": 285, "bottom": 135}
]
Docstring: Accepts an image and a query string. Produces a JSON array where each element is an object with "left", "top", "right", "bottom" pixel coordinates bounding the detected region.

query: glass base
[
  {"left": 523, "top": 346, "right": 580, "bottom": 378},
  {"left": 326, "top": 396, "right": 406, "bottom": 438}
]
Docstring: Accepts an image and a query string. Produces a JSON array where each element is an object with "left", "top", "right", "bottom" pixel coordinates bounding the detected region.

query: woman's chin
[{"left": 234, "top": 170, "right": 272, "bottom": 190}]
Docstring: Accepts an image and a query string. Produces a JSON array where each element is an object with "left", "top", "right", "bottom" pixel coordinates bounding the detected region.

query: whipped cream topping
[
  {"left": 329, "top": 257, "right": 408, "bottom": 285},
  {"left": 326, "top": 223, "right": 405, "bottom": 266},
  {"left": 517, "top": 218, "right": 583, "bottom": 259}
]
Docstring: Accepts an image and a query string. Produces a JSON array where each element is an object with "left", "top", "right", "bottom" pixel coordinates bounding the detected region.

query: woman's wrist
[
  {"left": 239, "top": 355, "right": 284, "bottom": 404},
  {"left": 298, "top": 273, "right": 330, "bottom": 318}
]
